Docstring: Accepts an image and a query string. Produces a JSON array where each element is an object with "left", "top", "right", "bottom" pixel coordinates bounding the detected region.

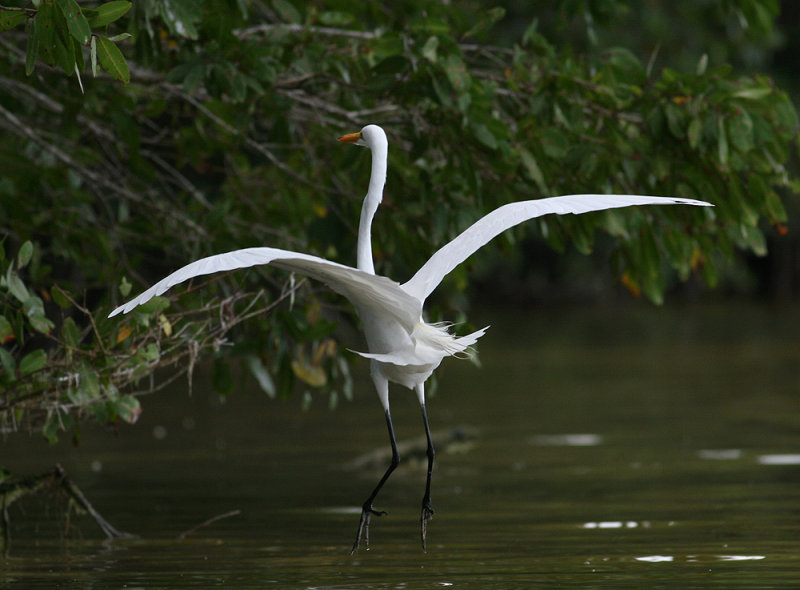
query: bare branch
[{"left": 235, "top": 23, "right": 379, "bottom": 40}]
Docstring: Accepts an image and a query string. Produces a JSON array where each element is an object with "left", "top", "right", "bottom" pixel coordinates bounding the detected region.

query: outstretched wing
[
  {"left": 108, "top": 247, "right": 422, "bottom": 330},
  {"left": 400, "top": 194, "right": 713, "bottom": 302}
]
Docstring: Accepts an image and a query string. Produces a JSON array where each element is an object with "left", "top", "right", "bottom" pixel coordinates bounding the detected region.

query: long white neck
[{"left": 356, "top": 131, "right": 388, "bottom": 274}]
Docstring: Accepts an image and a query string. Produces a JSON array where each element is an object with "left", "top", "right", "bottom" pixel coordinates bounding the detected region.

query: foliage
[
  {"left": 0, "top": 0, "right": 797, "bottom": 442},
  {"left": 513, "top": 0, "right": 782, "bottom": 71},
  {"left": 1, "top": 0, "right": 132, "bottom": 87}
]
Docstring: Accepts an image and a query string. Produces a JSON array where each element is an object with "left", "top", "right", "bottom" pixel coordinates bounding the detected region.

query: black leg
[
  {"left": 420, "top": 402, "right": 435, "bottom": 551},
  {"left": 351, "top": 409, "right": 399, "bottom": 554}
]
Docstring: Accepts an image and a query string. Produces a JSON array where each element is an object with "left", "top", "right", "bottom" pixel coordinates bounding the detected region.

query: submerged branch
[
  {"left": 177, "top": 509, "right": 241, "bottom": 540},
  {"left": 0, "top": 465, "right": 134, "bottom": 549}
]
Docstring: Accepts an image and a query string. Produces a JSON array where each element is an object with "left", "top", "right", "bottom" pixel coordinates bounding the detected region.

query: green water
[{"left": 2, "top": 303, "right": 799, "bottom": 588}]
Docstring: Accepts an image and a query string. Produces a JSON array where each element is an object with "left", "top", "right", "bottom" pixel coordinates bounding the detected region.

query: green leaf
[
  {"left": 95, "top": 35, "right": 130, "bottom": 83},
  {"left": 79, "top": 363, "right": 100, "bottom": 398},
  {"left": 687, "top": 117, "right": 702, "bottom": 150},
  {"left": 0, "top": 9, "right": 27, "bottom": 31},
  {"left": 22, "top": 292, "right": 44, "bottom": 312},
  {"left": 37, "top": 1, "right": 76, "bottom": 74},
  {"left": 605, "top": 47, "right": 645, "bottom": 85},
  {"left": 62, "top": 317, "right": 80, "bottom": 348},
  {"left": 462, "top": 7, "right": 506, "bottom": 39},
  {"left": 74, "top": 60, "right": 84, "bottom": 93},
  {"left": 51, "top": 285, "right": 73, "bottom": 309},
  {"left": 328, "top": 389, "right": 339, "bottom": 410},
  {"left": 717, "top": 116, "right": 729, "bottom": 165},
  {"left": 421, "top": 35, "right": 438, "bottom": 63},
  {"left": 763, "top": 190, "right": 787, "bottom": 224},
  {"left": 522, "top": 19, "right": 553, "bottom": 55},
  {"left": 0, "top": 315, "right": 13, "bottom": 343},
  {"left": 443, "top": 54, "right": 470, "bottom": 93},
  {"left": 56, "top": 0, "right": 91, "bottom": 44},
  {"left": 471, "top": 122, "right": 497, "bottom": 149},
  {"left": 136, "top": 296, "right": 169, "bottom": 316},
  {"left": 317, "top": 11, "right": 352, "bottom": 26},
  {"left": 729, "top": 176, "right": 758, "bottom": 226},
  {"left": 167, "top": 60, "right": 205, "bottom": 91},
  {"left": 541, "top": 127, "right": 569, "bottom": 159},
  {"left": 662, "top": 228, "right": 693, "bottom": 279},
  {"left": 35, "top": 2, "right": 59, "bottom": 67},
  {"left": 90, "top": 35, "right": 97, "bottom": 77},
  {"left": 336, "top": 356, "right": 352, "bottom": 401},
  {"left": 42, "top": 409, "right": 62, "bottom": 444},
  {"left": 0, "top": 347, "right": 16, "bottom": 379},
  {"left": 114, "top": 394, "right": 141, "bottom": 423},
  {"left": 132, "top": 342, "right": 159, "bottom": 363},
  {"left": 735, "top": 224, "right": 767, "bottom": 256},
  {"left": 85, "top": 1, "right": 131, "bottom": 27},
  {"left": 519, "top": 147, "right": 548, "bottom": 194},
  {"left": 774, "top": 99, "right": 799, "bottom": 131},
  {"left": 373, "top": 55, "right": 407, "bottom": 76},
  {"left": 7, "top": 273, "right": 29, "bottom": 303},
  {"left": 118, "top": 276, "right": 132, "bottom": 297},
  {"left": 430, "top": 73, "right": 453, "bottom": 107},
  {"left": 664, "top": 103, "right": 686, "bottom": 138},
  {"left": 733, "top": 86, "right": 771, "bottom": 100},
  {"left": 246, "top": 354, "right": 275, "bottom": 397},
  {"left": 727, "top": 112, "right": 754, "bottom": 154},
  {"left": 157, "top": 0, "right": 199, "bottom": 39},
  {"left": 90, "top": 401, "right": 111, "bottom": 424},
  {"left": 25, "top": 13, "right": 38, "bottom": 75},
  {"left": 17, "top": 240, "right": 33, "bottom": 268},
  {"left": 20, "top": 349, "right": 47, "bottom": 375},
  {"left": 750, "top": 173, "right": 787, "bottom": 224},
  {"left": 272, "top": 0, "right": 300, "bottom": 23},
  {"left": 696, "top": 53, "right": 708, "bottom": 76},
  {"left": 107, "top": 32, "right": 132, "bottom": 42},
  {"left": 28, "top": 312, "right": 54, "bottom": 335}
]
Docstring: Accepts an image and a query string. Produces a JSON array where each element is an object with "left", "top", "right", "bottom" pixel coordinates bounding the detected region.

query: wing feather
[
  {"left": 401, "top": 194, "right": 712, "bottom": 301},
  {"left": 109, "top": 247, "right": 422, "bottom": 330}
]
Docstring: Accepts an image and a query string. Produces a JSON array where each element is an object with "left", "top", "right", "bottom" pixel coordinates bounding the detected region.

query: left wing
[{"left": 401, "top": 194, "right": 713, "bottom": 302}]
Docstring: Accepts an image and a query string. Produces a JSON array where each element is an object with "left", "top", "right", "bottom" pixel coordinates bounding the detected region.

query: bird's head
[{"left": 338, "top": 124, "right": 386, "bottom": 150}]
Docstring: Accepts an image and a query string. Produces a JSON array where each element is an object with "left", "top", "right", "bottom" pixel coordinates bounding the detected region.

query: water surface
[{"left": 2, "top": 303, "right": 799, "bottom": 588}]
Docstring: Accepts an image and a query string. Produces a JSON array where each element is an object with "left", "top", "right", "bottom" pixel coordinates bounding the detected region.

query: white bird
[{"left": 109, "top": 124, "right": 712, "bottom": 552}]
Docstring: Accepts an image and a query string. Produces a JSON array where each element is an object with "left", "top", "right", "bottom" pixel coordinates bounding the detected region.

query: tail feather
[
  {"left": 418, "top": 323, "right": 489, "bottom": 358},
  {"left": 454, "top": 326, "right": 489, "bottom": 349}
]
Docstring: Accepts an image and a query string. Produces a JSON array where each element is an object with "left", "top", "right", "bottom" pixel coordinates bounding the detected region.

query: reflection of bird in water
[{"left": 110, "top": 124, "right": 713, "bottom": 552}]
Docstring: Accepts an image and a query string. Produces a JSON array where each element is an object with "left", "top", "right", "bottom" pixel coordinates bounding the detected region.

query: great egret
[{"left": 109, "top": 124, "right": 712, "bottom": 552}]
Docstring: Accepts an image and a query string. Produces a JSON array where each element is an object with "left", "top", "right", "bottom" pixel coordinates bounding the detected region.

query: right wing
[{"left": 108, "top": 247, "right": 422, "bottom": 331}]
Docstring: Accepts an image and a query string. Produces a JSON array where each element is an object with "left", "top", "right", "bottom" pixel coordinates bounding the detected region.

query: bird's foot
[
  {"left": 420, "top": 500, "right": 435, "bottom": 551},
  {"left": 350, "top": 503, "right": 388, "bottom": 554}
]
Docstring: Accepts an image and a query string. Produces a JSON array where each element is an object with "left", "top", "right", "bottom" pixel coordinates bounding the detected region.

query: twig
[
  {"left": 0, "top": 103, "right": 143, "bottom": 204},
  {"left": 139, "top": 149, "right": 214, "bottom": 211},
  {"left": 166, "top": 85, "right": 334, "bottom": 193},
  {"left": 0, "top": 4, "right": 35, "bottom": 13},
  {"left": 177, "top": 509, "right": 241, "bottom": 539},
  {"left": 235, "top": 23, "right": 378, "bottom": 40}
]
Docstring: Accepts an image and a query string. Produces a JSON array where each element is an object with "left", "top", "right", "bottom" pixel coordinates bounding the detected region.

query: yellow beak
[{"left": 338, "top": 131, "right": 362, "bottom": 143}]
